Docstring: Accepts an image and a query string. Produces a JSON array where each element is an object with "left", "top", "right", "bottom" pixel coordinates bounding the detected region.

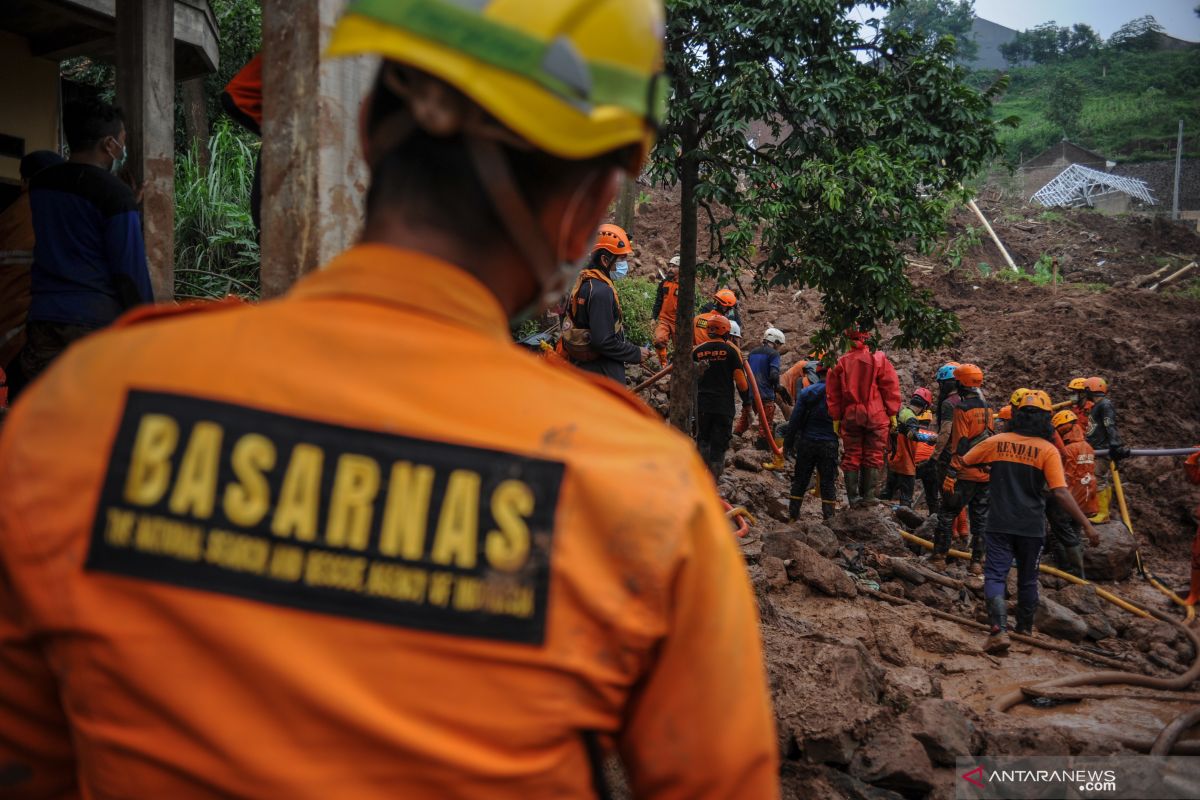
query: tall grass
[{"left": 174, "top": 119, "right": 261, "bottom": 299}]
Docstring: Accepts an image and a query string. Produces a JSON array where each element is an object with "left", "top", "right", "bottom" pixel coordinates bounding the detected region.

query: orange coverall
[{"left": 0, "top": 245, "right": 778, "bottom": 799}]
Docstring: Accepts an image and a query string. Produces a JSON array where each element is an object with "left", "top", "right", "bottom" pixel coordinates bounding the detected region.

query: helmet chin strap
[{"left": 466, "top": 136, "right": 603, "bottom": 322}]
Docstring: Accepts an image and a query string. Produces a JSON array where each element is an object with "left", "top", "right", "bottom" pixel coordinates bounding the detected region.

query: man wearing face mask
[
  {"left": 560, "top": 222, "right": 651, "bottom": 384},
  {"left": 0, "top": 2, "right": 778, "bottom": 797},
  {"left": 13, "top": 98, "right": 151, "bottom": 397}
]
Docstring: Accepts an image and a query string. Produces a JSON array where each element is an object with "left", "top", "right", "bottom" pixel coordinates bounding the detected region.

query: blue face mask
[{"left": 613, "top": 259, "right": 630, "bottom": 279}]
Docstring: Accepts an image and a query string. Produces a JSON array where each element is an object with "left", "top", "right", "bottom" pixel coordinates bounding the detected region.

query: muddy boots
[
  {"left": 1014, "top": 604, "right": 1036, "bottom": 637},
  {"left": 844, "top": 470, "right": 861, "bottom": 506},
  {"left": 861, "top": 467, "right": 880, "bottom": 505},
  {"left": 1089, "top": 487, "right": 1112, "bottom": 524},
  {"left": 1064, "top": 546, "right": 1086, "bottom": 580},
  {"left": 821, "top": 499, "right": 836, "bottom": 521},
  {"left": 788, "top": 495, "right": 803, "bottom": 523},
  {"left": 984, "top": 596, "right": 1011, "bottom": 655}
]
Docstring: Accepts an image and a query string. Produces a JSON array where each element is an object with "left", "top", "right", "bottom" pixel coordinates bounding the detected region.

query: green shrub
[
  {"left": 616, "top": 276, "right": 659, "bottom": 345},
  {"left": 174, "top": 119, "right": 261, "bottom": 299}
]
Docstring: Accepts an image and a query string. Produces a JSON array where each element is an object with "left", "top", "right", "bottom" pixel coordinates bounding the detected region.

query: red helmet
[
  {"left": 705, "top": 314, "right": 731, "bottom": 339},
  {"left": 1085, "top": 376, "right": 1108, "bottom": 394},
  {"left": 593, "top": 223, "right": 633, "bottom": 256},
  {"left": 911, "top": 387, "right": 933, "bottom": 406},
  {"left": 714, "top": 288, "right": 737, "bottom": 308}
]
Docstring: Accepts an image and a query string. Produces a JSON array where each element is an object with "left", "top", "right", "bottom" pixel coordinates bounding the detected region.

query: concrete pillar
[
  {"left": 260, "top": 0, "right": 373, "bottom": 298},
  {"left": 115, "top": 0, "right": 175, "bottom": 302}
]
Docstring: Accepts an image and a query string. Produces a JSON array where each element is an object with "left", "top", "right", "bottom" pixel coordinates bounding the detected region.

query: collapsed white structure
[{"left": 1032, "top": 163, "right": 1156, "bottom": 209}]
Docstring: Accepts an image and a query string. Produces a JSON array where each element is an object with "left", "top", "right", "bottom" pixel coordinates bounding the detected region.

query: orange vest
[
  {"left": 692, "top": 310, "right": 725, "bottom": 344},
  {"left": 1060, "top": 427, "right": 1097, "bottom": 514},
  {"left": 949, "top": 392, "right": 994, "bottom": 483}
]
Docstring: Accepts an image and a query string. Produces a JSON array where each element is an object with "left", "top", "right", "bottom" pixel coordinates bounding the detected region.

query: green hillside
[{"left": 974, "top": 49, "right": 1200, "bottom": 165}]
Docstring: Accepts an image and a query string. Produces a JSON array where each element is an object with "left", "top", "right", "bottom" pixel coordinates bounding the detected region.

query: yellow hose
[
  {"left": 1111, "top": 465, "right": 1196, "bottom": 622},
  {"left": 898, "top": 529, "right": 1150, "bottom": 619}
]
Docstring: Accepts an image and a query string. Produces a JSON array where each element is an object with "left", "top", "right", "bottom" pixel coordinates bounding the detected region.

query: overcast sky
[{"left": 970, "top": 0, "right": 1199, "bottom": 40}]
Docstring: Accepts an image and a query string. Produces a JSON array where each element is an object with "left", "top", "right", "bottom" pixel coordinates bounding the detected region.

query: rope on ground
[
  {"left": 1151, "top": 707, "right": 1200, "bottom": 756},
  {"left": 859, "top": 586, "right": 1137, "bottom": 672}
]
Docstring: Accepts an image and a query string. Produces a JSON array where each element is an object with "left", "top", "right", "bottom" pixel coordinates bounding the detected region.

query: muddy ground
[{"left": 613, "top": 187, "right": 1200, "bottom": 798}]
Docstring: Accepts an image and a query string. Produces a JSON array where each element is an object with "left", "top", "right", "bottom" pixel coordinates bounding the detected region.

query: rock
[
  {"left": 767, "top": 496, "right": 790, "bottom": 521},
  {"left": 732, "top": 450, "right": 763, "bottom": 472},
  {"left": 1034, "top": 597, "right": 1088, "bottom": 643},
  {"left": 781, "top": 763, "right": 905, "bottom": 800},
  {"left": 1083, "top": 613, "right": 1117, "bottom": 641},
  {"left": 827, "top": 504, "right": 904, "bottom": 546},
  {"left": 761, "top": 528, "right": 800, "bottom": 561},
  {"left": 873, "top": 623, "right": 915, "bottom": 667},
  {"left": 1082, "top": 521, "right": 1138, "bottom": 581},
  {"left": 797, "top": 521, "right": 840, "bottom": 558},
  {"left": 850, "top": 725, "right": 935, "bottom": 793},
  {"left": 880, "top": 580, "right": 907, "bottom": 598},
  {"left": 907, "top": 582, "right": 958, "bottom": 610},
  {"left": 760, "top": 555, "right": 790, "bottom": 590},
  {"left": 1055, "top": 583, "right": 1102, "bottom": 615},
  {"left": 884, "top": 666, "right": 940, "bottom": 701},
  {"left": 738, "top": 537, "right": 763, "bottom": 563},
  {"left": 786, "top": 541, "right": 858, "bottom": 598},
  {"left": 912, "top": 618, "right": 979, "bottom": 655},
  {"left": 904, "top": 699, "right": 976, "bottom": 766}
]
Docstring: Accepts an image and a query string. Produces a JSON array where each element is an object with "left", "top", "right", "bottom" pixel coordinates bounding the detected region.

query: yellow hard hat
[
  {"left": 327, "top": 0, "right": 667, "bottom": 166},
  {"left": 1066, "top": 377, "right": 1087, "bottom": 392},
  {"left": 1052, "top": 409, "right": 1077, "bottom": 428},
  {"left": 1009, "top": 387, "right": 1031, "bottom": 407}
]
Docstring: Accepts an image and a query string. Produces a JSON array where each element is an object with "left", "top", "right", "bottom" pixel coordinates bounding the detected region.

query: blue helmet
[{"left": 936, "top": 362, "right": 959, "bottom": 382}]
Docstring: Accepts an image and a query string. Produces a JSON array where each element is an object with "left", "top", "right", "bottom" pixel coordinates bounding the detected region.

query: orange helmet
[
  {"left": 953, "top": 363, "right": 984, "bottom": 388},
  {"left": 997, "top": 405, "right": 1013, "bottom": 421},
  {"left": 1018, "top": 390, "right": 1053, "bottom": 412},
  {"left": 1009, "top": 388, "right": 1031, "bottom": 407},
  {"left": 705, "top": 314, "right": 731, "bottom": 339},
  {"left": 1067, "top": 377, "right": 1087, "bottom": 392},
  {"left": 714, "top": 289, "right": 737, "bottom": 308},
  {"left": 1052, "top": 409, "right": 1078, "bottom": 428},
  {"left": 593, "top": 224, "right": 633, "bottom": 257},
  {"left": 1085, "top": 376, "right": 1108, "bottom": 394}
]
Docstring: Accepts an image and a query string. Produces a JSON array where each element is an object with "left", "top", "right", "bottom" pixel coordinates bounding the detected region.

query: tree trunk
[
  {"left": 668, "top": 127, "right": 700, "bottom": 433},
  {"left": 614, "top": 176, "right": 637, "bottom": 234},
  {"left": 182, "top": 78, "right": 210, "bottom": 169}
]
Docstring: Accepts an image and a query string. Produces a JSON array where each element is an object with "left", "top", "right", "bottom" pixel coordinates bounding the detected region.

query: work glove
[
  {"left": 1110, "top": 444, "right": 1131, "bottom": 462},
  {"left": 889, "top": 415, "right": 898, "bottom": 432},
  {"left": 833, "top": 420, "right": 841, "bottom": 436}
]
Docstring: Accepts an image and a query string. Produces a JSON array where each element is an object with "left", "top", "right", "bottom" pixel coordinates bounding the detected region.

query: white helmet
[
  {"left": 764, "top": 327, "right": 785, "bottom": 345},
  {"left": 729, "top": 320, "right": 742, "bottom": 338},
  {"left": 668, "top": 254, "right": 681, "bottom": 267}
]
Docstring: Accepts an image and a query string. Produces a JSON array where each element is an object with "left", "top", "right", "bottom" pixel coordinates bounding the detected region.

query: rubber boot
[
  {"left": 969, "top": 532, "right": 985, "bottom": 575},
  {"left": 1064, "top": 545, "right": 1086, "bottom": 580},
  {"left": 788, "top": 495, "right": 803, "bottom": 523},
  {"left": 1089, "top": 487, "right": 1112, "bottom": 524},
  {"left": 861, "top": 467, "right": 880, "bottom": 505},
  {"left": 1014, "top": 604, "right": 1036, "bottom": 636},
  {"left": 843, "top": 470, "right": 860, "bottom": 506},
  {"left": 984, "top": 596, "right": 1011, "bottom": 654},
  {"left": 1185, "top": 565, "right": 1200, "bottom": 607},
  {"left": 952, "top": 509, "right": 969, "bottom": 539},
  {"left": 821, "top": 500, "right": 836, "bottom": 521}
]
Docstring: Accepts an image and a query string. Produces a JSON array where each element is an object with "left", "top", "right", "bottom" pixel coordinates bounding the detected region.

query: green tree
[
  {"left": 1045, "top": 76, "right": 1084, "bottom": 136},
  {"left": 1108, "top": 15, "right": 1165, "bottom": 51},
  {"left": 1000, "top": 21, "right": 1101, "bottom": 65},
  {"left": 655, "top": 0, "right": 1009, "bottom": 430},
  {"left": 884, "top": 0, "right": 978, "bottom": 63}
]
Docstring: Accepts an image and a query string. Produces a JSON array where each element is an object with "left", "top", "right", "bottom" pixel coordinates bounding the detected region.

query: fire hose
[
  {"left": 722, "top": 501, "right": 754, "bottom": 538},
  {"left": 1094, "top": 447, "right": 1200, "bottom": 458},
  {"left": 741, "top": 355, "right": 785, "bottom": 470},
  {"left": 1109, "top": 463, "right": 1195, "bottom": 623}
]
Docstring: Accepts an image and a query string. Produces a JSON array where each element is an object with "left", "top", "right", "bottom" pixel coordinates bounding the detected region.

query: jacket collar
[{"left": 288, "top": 244, "right": 511, "bottom": 342}]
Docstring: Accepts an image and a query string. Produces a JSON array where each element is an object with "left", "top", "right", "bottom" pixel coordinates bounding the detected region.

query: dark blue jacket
[
  {"left": 29, "top": 162, "right": 152, "bottom": 328},
  {"left": 782, "top": 380, "right": 837, "bottom": 450},
  {"left": 745, "top": 345, "right": 781, "bottom": 401}
]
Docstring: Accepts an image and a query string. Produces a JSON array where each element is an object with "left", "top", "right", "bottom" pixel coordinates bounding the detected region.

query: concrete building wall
[
  {"left": 965, "top": 17, "right": 1020, "bottom": 71},
  {"left": 0, "top": 31, "right": 61, "bottom": 184}
]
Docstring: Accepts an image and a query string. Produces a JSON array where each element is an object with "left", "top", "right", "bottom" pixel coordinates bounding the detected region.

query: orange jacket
[
  {"left": 222, "top": 53, "right": 263, "bottom": 135},
  {"left": 948, "top": 391, "right": 994, "bottom": 484},
  {"left": 780, "top": 361, "right": 812, "bottom": 400},
  {"left": 1059, "top": 426, "right": 1098, "bottom": 515},
  {"left": 0, "top": 245, "right": 779, "bottom": 799},
  {"left": 692, "top": 310, "right": 726, "bottom": 344}
]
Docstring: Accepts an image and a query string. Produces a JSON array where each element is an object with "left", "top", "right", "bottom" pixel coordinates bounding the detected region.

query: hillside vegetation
[{"left": 976, "top": 49, "right": 1200, "bottom": 165}]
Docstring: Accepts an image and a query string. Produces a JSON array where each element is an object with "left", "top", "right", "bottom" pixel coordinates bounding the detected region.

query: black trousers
[
  {"left": 916, "top": 459, "right": 940, "bottom": 512},
  {"left": 790, "top": 439, "right": 839, "bottom": 517},
  {"left": 697, "top": 412, "right": 734, "bottom": 477},
  {"left": 1045, "top": 503, "right": 1081, "bottom": 564},
  {"left": 934, "top": 479, "right": 989, "bottom": 560},
  {"left": 882, "top": 471, "right": 916, "bottom": 506}
]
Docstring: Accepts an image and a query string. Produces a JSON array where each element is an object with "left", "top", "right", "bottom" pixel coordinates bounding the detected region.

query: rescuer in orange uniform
[
  {"left": 931, "top": 363, "right": 994, "bottom": 574},
  {"left": 1047, "top": 409, "right": 1097, "bottom": 578},
  {"left": 1184, "top": 449, "right": 1200, "bottom": 608},
  {"left": 651, "top": 254, "right": 680, "bottom": 367},
  {"left": 0, "top": 3, "right": 779, "bottom": 798}
]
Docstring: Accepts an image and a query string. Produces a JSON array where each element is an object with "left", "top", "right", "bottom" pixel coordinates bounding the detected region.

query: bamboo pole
[{"left": 967, "top": 198, "right": 1018, "bottom": 273}]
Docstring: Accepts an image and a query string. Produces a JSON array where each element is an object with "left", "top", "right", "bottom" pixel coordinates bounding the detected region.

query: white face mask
[
  {"left": 613, "top": 259, "right": 629, "bottom": 279},
  {"left": 108, "top": 137, "right": 128, "bottom": 174}
]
